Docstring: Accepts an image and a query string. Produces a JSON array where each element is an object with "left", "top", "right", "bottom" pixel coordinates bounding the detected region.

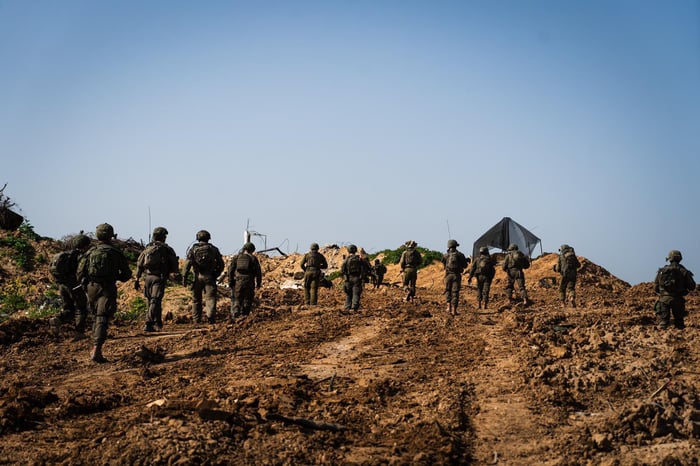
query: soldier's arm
[
  {"left": 255, "top": 258, "right": 262, "bottom": 288},
  {"left": 321, "top": 255, "right": 328, "bottom": 269},
  {"left": 118, "top": 252, "right": 133, "bottom": 282}
]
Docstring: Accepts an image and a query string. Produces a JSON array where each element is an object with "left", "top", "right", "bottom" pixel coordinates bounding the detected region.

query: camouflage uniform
[
  {"left": 300, "top": 243, "right": 328, "bottom": 305},
  {"left": 469, "top": 247, "right": 496, "bottom": 309},
  {"left": 342, "top": 245, "right": 367, "bottom": 311},
  {"left": 400, "top": 241, "right": 422, "bottom": 302},
  {"left": 135, "top": 227, "right": 179, "bottom": 332},
  {"left": 441, "top": 240, "right": 470, "bottom": 315},
  {"left": 50, "top": 234, "right": 91, "bottom": 335},
  {"left": 229, "top": 242, "right": 262, "bottom": 318},
  {"left": 654, "top": 250, "right": 696, "bottom": 329},
  {"left": 502, "top": 244, "right": 529, "bottom": 304},
  {"left": 182, "top": 230, "right": 225, "bottom": 324},
  {"left": 78, "top": 224, "right": 132, "bottom": 363},
  {"left": 553, "top": 244, "right": 580, "bottom": 307},
  {"left": 372, "top": 259, "right": 387, "bottom": 289}
]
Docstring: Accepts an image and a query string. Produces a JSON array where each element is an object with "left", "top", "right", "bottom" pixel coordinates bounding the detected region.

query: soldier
[
  {"left": 654, "top": 250, "right": 696, "bottom": 330},
  {"left": 49, "top": 233, "right": 92, "bottom": 338},
  {"left": 135, "top": 227, "right": 179, "bottom": 332},
  {"left": 182, "top": 230, "right": 225, "bottom": 324},
  {"left": 77, "top": 223, "right": 132, "bottom": 363},
  {"left": 300, "top": 242, "right": 328, "bottom": 305},
  {"left": 502, "top": 243, "right": 530, "bottom": 305},
  {"left": 400, "top": 240, "right": 422, "bottom": 302},
  {"left": 553, "top": 244, "right": 581, "bottom": 308},
  {"left": 341, "top": 244, "right": 367, "bottom": 311},
  {"left": 228, "top": 242, "right": 262, "bottom": 319},
  {"left": 441, "top": 239, "right": 470, "bottom": 316},
  {"left": 372, "top": 259, "right": 387, "bottom": 289},
  {"left": 468, "top": 246, "right": 496, "bottom": 309}
]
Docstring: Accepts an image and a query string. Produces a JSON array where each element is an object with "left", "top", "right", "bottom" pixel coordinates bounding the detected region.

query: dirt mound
[{"left": 3, "top": 230, "right": 700, "bottom": 464}]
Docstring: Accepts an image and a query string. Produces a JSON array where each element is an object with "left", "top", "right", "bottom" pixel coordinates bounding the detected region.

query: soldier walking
[
  {"left": 229, "top": 242, "right": 262, "bottom": 318},
  {"left": 49, "top": 233, "right": 92, "bottom": 338},
  {"left": 553, "top": 244, "right": 581, "bottom": 308},
  {"left": 502, "top": 243, "right": 530, "bottom": 305},
  {"left": 78, "top": 223, "right": 132, "bottom": 363},
  {"left": 300, "top": 242, "right": 328, "bottom": 305},
  {"left": 372, "top": 259, "right": 387, "bottom": 289},
  {"left": 400, "top": 240, "right": 422, "bottom": 302},
  {"left": 468, "top": 246, "right": 496, "bottom": 309},
  {"left": 342, "top": 244, "right": 367, "bottom": 311},
  {"left": 442, "top": 239, "right": 470, "bottom": 316},
  {"left": 135, "top": 227, "right": 179, "bottom": 332},
  {"left": 182, "top": 230, "right": 225, "bottom": 324},
  {"left": 654, "top": 250, "right": 696, "bottom": 330}
]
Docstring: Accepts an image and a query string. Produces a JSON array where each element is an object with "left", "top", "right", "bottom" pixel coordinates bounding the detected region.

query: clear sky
[{"left": 2, "top": 0, "right": 699, "bottom": 285}]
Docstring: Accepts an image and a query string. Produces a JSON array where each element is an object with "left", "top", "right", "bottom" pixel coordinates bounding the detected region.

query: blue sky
[{"left": 2, "top": 0, "right": 699, "bottom": 285}]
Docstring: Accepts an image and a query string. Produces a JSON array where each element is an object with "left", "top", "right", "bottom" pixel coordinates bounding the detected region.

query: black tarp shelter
[{"left": 472, "top": 217, "right": 542, "bottom": 258}]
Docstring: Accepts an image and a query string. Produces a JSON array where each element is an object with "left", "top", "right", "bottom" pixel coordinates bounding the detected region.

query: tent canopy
[{"left": 472, "top": 217, "right": 542, "bottom": 258}]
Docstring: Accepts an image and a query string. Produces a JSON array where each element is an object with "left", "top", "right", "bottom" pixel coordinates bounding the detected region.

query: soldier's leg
[
  {"left": 310, "top": 276, "right": 319, "bottom": 305},
  {"left": 73, "top": 287, "right": 89, "bottom": 333},
  {"left": 303, "top": 273, "right": 312, "bottom": 305},
  {"left": 671, "top": 298, "right": 686, "bottom": 329},
  {"left": 483, "top": 279, "right": 492, "bottom": 308},
  {"left": 518, "top": 276, "right": 528, "bottom": 302},
  {"left": 568, "top": 279, "right": 577, "bottom": 307},
  {"left": 654, "top": 299, "right": 670, "bottom": 329},
  {"left": 505, "top": 274, "right": 514, "bottom": 300},
  {"left": 144, "top": 276, "right": 157, "bottom": 331},
  {"left": 204, "top": 282, "right": 218, "bottom": 323},
  {"left": 559, "top": 278, "right": 567, "bottom": 306},
  {"left": 243, "top": 284, "right": 255, "bottom": 315},
  {"left": 192, "top": 280, "right": 204, "bottom": 323},
  {"left": 344, "top": 281, "right": 352, "bottom": 310},
  {"left": 89, "top": 283, "right": 114, "bottom": 363},
  {"left": 231, "top": 282, "right": 242, "bottom": 319},
  {"left": 352, "top": 279, "right": 362, "bottom": 311}
]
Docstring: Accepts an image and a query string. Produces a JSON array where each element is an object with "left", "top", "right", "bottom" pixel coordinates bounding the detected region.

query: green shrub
[
  {"left": 326, "top": 270, "right": 343, "bottom": 281},
  {"left": 369, "top": 246, "right": 443, "bottom": 269},
  {"left": 27, "top": 305, "right": 61, "bottom": 319},
  {"left": 116, "top": 296, "right": 147, "bottom": 321},
  {"left": 0, "top": 278, "right": 31, "bottom": 314},
  {"left": 0, "top": 234, "right": 35, "bottom": 271}
]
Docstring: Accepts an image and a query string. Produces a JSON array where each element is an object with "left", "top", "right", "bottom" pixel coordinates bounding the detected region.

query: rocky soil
[{"left": 1, "top": 239, "right": 700, "bottom": 465}]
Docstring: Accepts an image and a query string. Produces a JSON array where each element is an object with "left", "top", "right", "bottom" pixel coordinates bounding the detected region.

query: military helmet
[
  {"left": 406, "top": 240, "right": 417, "bottom": 249},
  {"left": 243, "top": 242, "right": 255, "bottom": 252},
  {"left": 447, "top": 239, "right": 459, "bottom": 248},
  {"left": 508, "top": 243, "right": 519, "bottom": 251},
  {"left": 347, "top": 244, "right": 357, "bottom": 254},
  {"left": 95, "top": 223, "right": 115, "bottom": 241},
  {"left": 479, "top": 246, "right": 489, "bottom": 255},
  {"left": 667, "top": 250, "right": 683, "bottom": 262},
  {"left": 152, "top": 226, "right": 168, "bottom": 240},
  {"left": 375, "top": 259, "right": 380, "bottom": 264},
  {"left": 72, "top": 234, "right": 91, "bottom": 250},
  {"left": 196, "top": 230, "right": 211, "bottom": 242},
  {"left": 560, "top": 244, "right": 570, "bottom": 252},
  {"left": 310, "top": 242, "right": 319, "bottom": 251}
]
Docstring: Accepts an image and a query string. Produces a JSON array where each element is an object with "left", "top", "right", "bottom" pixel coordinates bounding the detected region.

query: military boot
[
  {"left": 570, "top": 299, "right": 576, "bottom": 308},
  {"left": 483, "top": 300, "right": 488, "bottom": 310},
  {"left": 49, "top": 317, "right": 60, "bottom": 336},
  {"left": 446, "top": 303, "right": 452, "bottom": 315},
  {"left": 90, "top": 344, "right": 107, "bottom": 363},
  {"left": 477, "top": 300, "right": 482, "bottom": 310},
  {"left": 560, "top": 299, "right": 566, "bottom": 309}
]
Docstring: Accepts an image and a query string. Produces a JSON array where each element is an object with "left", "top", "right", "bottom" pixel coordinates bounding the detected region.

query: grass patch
[
  {"left": 370, "top": 246, "right": 443, "bottom": 269},
  {"left": 116, "top": 296, "right": 147, "bottom": 321}
]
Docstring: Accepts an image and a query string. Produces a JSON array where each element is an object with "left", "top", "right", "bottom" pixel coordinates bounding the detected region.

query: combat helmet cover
[
  {"left": 243, "top": 242, "right": 256, "bottom": 252},
  {"left": 95, "top": 223, "right": 115, "bottom": 241},
  {"left": 152, "top": 226, "right": 168, "bottom": 240},
  {"left": 667, "top": 250, "right": 683, "bottom": 262},
  {"left": 347, "top": 244, "right": 358, "bottom": 254},
  {"left": 479, "top": 246, "right": 490, "bottom": 255},
  {"left": 447, "top": 239, "right": 459, "bottom": 249},
  {"left": 72, "top": 234, "right": 91, "bottom": 250},
  {"left": 196, "top": 230, "right": 211, "bottom": 242},
  {"left": 508, "top": 243, "right": 519, "bottom": 251},
  {"left": 310, "top": 243, "right": 319, "bottom": 251}
]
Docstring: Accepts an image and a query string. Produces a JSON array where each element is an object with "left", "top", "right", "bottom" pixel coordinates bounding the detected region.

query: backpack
[
  {"left": 445, "top": 251, "right": 461, "bottom": 273},
  {"left": 476, "top": 256, "right": 495, "bottom": 279},
  {"left": 192, "top": 243, "right": 216, "bottom": 273},
  {"left": 658, "top": 265, "right": 687, "bottom": 295},
  {"left": 235, "top": 253, "right": 253, "bottom": 273},
  {"left": 512, "top": 250, "right": 530, "bottom": 269},
  {"left": 87, "top": 244, "right": 118, "bottom": 280},
  {"left": 346, "top": 255, "right": 362, "bottom": 275},
  {"left": 142, "top": 243, "right": 167, "bottom": 272},
  {"left": 306, "top": 251, "right": 323, "bottom": 268},
  {"left": 561, "top": 248, "right": 578, "bottom": 275},
  {"left": 404, "top": 248, "right": 421, "bottom": 268},
  {"left": 50, "top": 251, "right": 74, "bottom": 281}
]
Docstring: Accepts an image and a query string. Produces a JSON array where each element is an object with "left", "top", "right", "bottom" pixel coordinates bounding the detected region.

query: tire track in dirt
[{"left": 468, "top": 310, "right": 550, "bottom": 464}]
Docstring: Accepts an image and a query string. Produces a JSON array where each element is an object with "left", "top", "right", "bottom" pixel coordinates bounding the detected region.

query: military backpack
[
  {"left": 445, "top": 251, "right": 461, "bottom": 273},
  {"left": 476, "top": 256, "right": 496, "bottom": 279},
  {"left": 50, "top": 251, "right": 74, "bottom": 282},
  {"left": 306, "top": 251, "right": 323, "bottom": 268},
  {"left": 346, "top": 255, "right": 362, "bottom": 276},
  {"left": 192, "top": 243, "right": 217, "bottom": 274},
  {"left": 561, "top": 248, "right": 578, "bottom": 275},
  {"left": 658, "top": 265, "right": 689, "bottom": 295},
  {"left": 511, "top": 250, "right": 530, "bottom": 269},
  {"left": 404, "top": 248, "right": 421, "bottom": 268},
  {"left": 87, "top": 244, "right": 119, "bottom": 280},
  {"left": 142, "top": 242, "right": 167, "bottom": 273},
  {"left": 235, "top": 252, "right": 253, "bottom": 274}
]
